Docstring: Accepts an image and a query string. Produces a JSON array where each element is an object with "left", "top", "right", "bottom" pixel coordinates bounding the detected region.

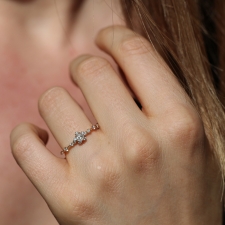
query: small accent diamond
[{"left": 87, "top": 129, "right": 91, "bottom": 133}]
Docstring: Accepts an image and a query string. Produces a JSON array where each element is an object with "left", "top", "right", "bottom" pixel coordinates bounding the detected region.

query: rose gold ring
[{"left": 61, "top": 123, "right": 100, "bottom": 155}]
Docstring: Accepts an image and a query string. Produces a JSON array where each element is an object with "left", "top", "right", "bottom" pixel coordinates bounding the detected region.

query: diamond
[
  {"left": 87, "top": 129, "right": 91, "bottom": 133},
  {"left": 74, "top": 131, "right": 86, "bottom": 144}
]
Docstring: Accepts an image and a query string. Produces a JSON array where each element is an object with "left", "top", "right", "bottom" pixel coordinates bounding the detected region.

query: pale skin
[
  {"left": 1, "top": 0, "right": 223, "bottom": 224},
  {"left": 1, "top": 0, "right": 123, "bottom": 224}
]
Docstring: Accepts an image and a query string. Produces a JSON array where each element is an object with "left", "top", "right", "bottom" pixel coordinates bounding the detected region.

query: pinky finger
[{"left": 10, "top": 123, "right": 68, "bottom": 204}]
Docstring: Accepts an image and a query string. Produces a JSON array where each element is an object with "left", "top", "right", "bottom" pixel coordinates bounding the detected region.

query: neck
[
  {"left": 5, "top": 0, "right": 79, "bottom": 15},
  {"left": 3, "top": 0, "right": 81, "bottom": 27},
  {"left": 0, "top": 0, "right": 125, "bottom": 48}
]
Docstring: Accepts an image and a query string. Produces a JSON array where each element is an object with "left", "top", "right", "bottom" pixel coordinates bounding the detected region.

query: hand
[{"left": 10, "top": 26, "right": 222, "bottom": 225}]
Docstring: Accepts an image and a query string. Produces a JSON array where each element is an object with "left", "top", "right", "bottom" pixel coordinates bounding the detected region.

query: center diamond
[{"left": 74, "top": 131, "right": 86, "bottom": 144}]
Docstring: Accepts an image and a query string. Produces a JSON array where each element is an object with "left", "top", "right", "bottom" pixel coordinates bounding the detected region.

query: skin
[
  {"left": 1, "top": 0, "right": 123, "bottom": 224},
  {"left": 10, "top": 26, "right": 223, "bottom": 224},
  {"left": 2, "top": 0, "right": 223, "bottom": 224}
]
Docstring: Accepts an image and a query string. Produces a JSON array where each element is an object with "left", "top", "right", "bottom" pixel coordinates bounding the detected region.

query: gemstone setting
[
  {"left": 74, "top": 131, "right": 87, "bottom": 144},
  {"left": 61, "top": 123, "right": 99, "bottom": 155}
]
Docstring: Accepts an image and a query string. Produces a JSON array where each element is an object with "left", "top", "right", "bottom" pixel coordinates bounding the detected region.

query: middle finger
[{"left": 70, "top": 55, "right": 145, "bottom": 138}]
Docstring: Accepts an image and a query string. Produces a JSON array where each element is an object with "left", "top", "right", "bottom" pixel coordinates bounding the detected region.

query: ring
[{"left": 61, "top": 123, "right": 100, "bottom": 155}]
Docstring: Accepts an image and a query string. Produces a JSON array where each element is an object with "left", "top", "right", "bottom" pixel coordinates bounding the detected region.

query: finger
[
  {"left": 96, "top": 26, "right": 190, "bottom": 117},
  {"left": 38, "top": 87, "right": 93, "bottom": 155},
  {"left": 70, "top": 55, "right": 145, "bottom": 138},
  {"left": 10, "top": 123, "right": 67, "bottom": 203}
]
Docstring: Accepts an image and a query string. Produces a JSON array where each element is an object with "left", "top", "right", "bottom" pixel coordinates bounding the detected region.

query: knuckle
[
  {"left": 38, "top": 87, "right": 66, "bottom": 116},
  {"left": 66, "top": 194, "right": 98, "bottom": 221},
  {"left": 124, "top": 124, "right": 160, "bottom": 172},
  {"left": 11, "top": 125, "right": 34, "bottom": 161},
  {"left": 76, "top": 56, "right": 111, "bottom": 80},
  {"left": 165, "top": 107, "right": 204, "bottom": 145},
  {"left": 119, "top": 35, "right": 151, "bottom": 56},
  {"left": 90, "top": 154, "right": 123, "bottom": 194}
]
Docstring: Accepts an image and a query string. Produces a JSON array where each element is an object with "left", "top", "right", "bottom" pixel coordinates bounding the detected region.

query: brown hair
[{"left": 120, "top": 0, "right": 225, "bottom": 188}]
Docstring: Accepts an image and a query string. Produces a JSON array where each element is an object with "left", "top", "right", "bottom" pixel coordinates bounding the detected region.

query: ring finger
[{"left": 38, "top": 87, "right": 95, "bottom": 160}]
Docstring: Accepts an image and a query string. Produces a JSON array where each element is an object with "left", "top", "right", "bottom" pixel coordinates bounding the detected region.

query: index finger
[{"left": 96, "top": 26, "right": 191, "bottom": 117}]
